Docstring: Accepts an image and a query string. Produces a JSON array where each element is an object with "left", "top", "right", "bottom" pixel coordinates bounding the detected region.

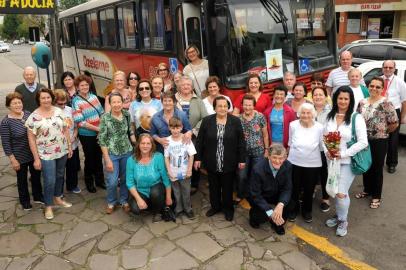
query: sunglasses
[
  {"left": 129, "top": 77, "right": 139, "bottom": 80},
  {"left": 56, "top": 102, "right": 66, "bottom": 106},
  {"left": 158, "top": 69, "right": 168, "bottom": 72},
  {"left": 311, "top": 82, "right": 323, "bottom": 85},
  {"left": 139, "top": 87, "right": 151, "bottom": 91}
]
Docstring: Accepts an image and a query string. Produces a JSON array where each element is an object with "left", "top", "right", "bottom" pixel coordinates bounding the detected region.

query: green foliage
[
  {"left": 1, "top": 14, "right": 46, "bottom": 40},
  {"left": 59, "top": 0, "right": 88, "bottom": 10},
  {"left": 1, "top": 14, "right": 20, "bottom": 40}
]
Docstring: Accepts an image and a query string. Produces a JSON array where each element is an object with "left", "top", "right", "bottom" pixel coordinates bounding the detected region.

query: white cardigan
[{"left": 324, "top": 113, "right": 368, "bottom": 164}]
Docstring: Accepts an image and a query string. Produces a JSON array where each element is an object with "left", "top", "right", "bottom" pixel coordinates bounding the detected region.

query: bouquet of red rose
[{"left": 324, "top": 131, "right": 341, "bottom": 158}]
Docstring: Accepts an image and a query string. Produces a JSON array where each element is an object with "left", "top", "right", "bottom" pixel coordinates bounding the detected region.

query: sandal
[
  {"left": 355, "top": 192, "right": 369, "bottom": 199},
  {"left": 370, "top": 199, "right": 381, "bottom": 209}
]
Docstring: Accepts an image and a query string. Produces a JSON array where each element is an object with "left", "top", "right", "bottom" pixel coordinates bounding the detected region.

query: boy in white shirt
[{"left": 164, "top": 117, "right": 197, "bottom": 219}]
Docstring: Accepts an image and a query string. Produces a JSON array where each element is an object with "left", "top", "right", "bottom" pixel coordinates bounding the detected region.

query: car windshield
[{"left": 209, "top": 0, "right": 337, "bottom": 88}]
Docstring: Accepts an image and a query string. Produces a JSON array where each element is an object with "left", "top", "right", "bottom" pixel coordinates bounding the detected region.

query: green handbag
[{"left": 346, "top": 113, "right": 372, "bottom": 175}]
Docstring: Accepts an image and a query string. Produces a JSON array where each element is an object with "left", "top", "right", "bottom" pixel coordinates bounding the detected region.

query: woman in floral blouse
[
  {"left": 99, "top": 93, "right": 136, "bottom": 214},
  {"left": 26, "top": 88, "right": 73, "bottom": 220},
  {"left": 357, "top": 77, "right": 398, "bottom": 209}
]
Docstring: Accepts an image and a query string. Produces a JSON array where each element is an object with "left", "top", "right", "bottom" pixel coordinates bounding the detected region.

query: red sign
[{"left": 361, "top": 4, "right": 382, "bottom": 10}]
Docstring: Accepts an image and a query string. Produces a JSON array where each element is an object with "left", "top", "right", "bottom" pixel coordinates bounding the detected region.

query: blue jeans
[
  {"left": 106, "top": 152, "right": 131, "bottom": 206},
  {"left": 238, "top": 155, "right": 263, "bottom": 198},
  {"left": 335, "top": 164, "right": 355, "bottom": 222},
  {"left": 41, "top": 155, "right": 68, "bottom": 206}
]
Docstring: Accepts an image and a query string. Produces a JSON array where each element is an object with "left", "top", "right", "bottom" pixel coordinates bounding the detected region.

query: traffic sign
[{"left": 169, "top": 58, "right": 178, "bottom": 74}]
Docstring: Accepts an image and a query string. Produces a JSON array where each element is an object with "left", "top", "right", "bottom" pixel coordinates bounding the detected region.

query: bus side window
[
  {"left": 117, "top": 2, "right": 139, "bottom": 49},
  {"left": 86, "top": 12, "right": 100, "bottom": 47},
  {"left": 164, "top": 0, "right": 173, "bottom": 51},
  {"left": 100, "top": 8, "right": 117, "bottom": 47},
  {"left": 175, "top": 5, "right": 186, "bottom": 64},
  {"left": 74, "top": 15, "right": 87, "bottom": 47},
  {"left": 186, "top": 17, "right": 202, "bottom": 55}
]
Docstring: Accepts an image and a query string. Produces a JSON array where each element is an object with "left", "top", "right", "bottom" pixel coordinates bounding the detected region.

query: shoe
[
  {"left": 22, "top": 202, "right": 32, "bottom": 210},
  {"left": 271, "top": 223, "right": 285, "bottom": 235},
  {"left": 302, "top": 212, "right": 313, "bottom": 223},
  {"left": 370, "top": 199, "right": 381, "bottom": 209},
  {"left": 287, "top": 212, "right": 297, "bottom": 222},
  {"left": 45, "top": 208, "right": 54, "bottom": 220},
  {"left": 152, "top": 213, "right": 163, "bottom": 223},
  {"left": 249, "top": 220, "right": 260, "bottom": 229},
  {"left": 190, "top": 187, "right": 198, "bottom": 195},
  {"left": 106, "top": 205, "right": 115, "bottom": 214},
  {"left": 336, "top": 220, "right": 348, "bottom": 237},
  {"left": 33, "top": 199, "right": 45, "bottom": 205},
  {"left": 224, "top": 211, "right": 234, "bottom": 221},
  {"left": 387, "top": 166, "right": 396, "bottom": 174},
  {"left": 185, "top": 210, "right": 196, "bottom": 220},
  {"left": 87, "top": 186, "right": 96, "bottom": 193},
  {"left": 320, "top": 202, "right": 330, "bottom": 212},
  {"left": 55, "top": 199, "right": 72, "bottom": 208},
  {"left": 71, "top": 187, "right": 81, "bottom": 194},
  {"left": 96, "top": 183, "right": 106, "bottom": 189},
  {"left": 206, "top": 208, "right": 220, "bottom": 217},
  {"left": 326, "top": 216, "right": 338, "bottom": 228},
  {"left": 122, "top": 203, "right": 131, "bottom": 213}
]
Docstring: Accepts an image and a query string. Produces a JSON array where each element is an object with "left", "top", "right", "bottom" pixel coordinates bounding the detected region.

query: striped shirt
[
  {"left": 0, "top": 111, "right": 34, "bottom": 164},
  {"left": 326, "top": 67, "right": 365, "bottom": 94},
  {"left": 72, "top": 93, "right": 104, "bottom": 136}
]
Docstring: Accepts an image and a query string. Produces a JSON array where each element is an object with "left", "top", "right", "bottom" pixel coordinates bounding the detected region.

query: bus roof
[{"left": 59, "top": 0, "right": 124, "bottom": 18}]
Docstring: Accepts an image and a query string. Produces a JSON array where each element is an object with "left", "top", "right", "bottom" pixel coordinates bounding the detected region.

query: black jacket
[
  {"left": 196, "top": 114, "right": 246, "bottom": 173},
  {"left": 250, "top": 158, "right": 292, "bottom": 212}
]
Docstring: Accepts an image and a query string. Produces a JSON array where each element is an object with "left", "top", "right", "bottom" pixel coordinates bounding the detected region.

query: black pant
[
  {"left": 363, "top": 138, "right": 388, "bottom": 199},
  {"left": 191, "top": 168, "right": 201, "bottom": 189},
  {"left": 129, "top": 182, "right": 165, "bottom": 215},
  {"left": 65, "top": 148, "right": 79, "bottom": 191},
  {"left": 78, "top": 135, "right": 105, "bottom": 188},
  {"left": 320, "top": 153, "right": 329, "bottom": 200},
  {"left": 247, "top": 196, "right": 287, "bottom": 227},
  {"left": 386, "top": 109, "right": 400, "bottom": 167},
  {"left": 287, "top": 165, "right": 320, "bottom": 215},
  {"left": 208, "top": 171, "right": 235, "bottom": 215},
  {"left": 16, "top": 161, "right": 42, "bottom": 204}
]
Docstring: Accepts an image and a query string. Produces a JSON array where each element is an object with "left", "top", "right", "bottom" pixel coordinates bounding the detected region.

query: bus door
[
  {"left": 181, "top": 2, "right": 205, "bottom": 58},
  {"left": 61, "top": 18, "right": 80, "bottom": 75}
]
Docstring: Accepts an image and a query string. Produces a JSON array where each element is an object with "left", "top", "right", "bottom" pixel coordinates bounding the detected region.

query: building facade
[{"left": 336, "top": 0, "right": 406, "bottom": 47}]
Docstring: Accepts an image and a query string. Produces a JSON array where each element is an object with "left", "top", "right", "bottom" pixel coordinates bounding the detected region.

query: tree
[
  {"left": 1, "top": 14, "right": 21, "bottom": 40},
  {"left": 59, "top": 0, "right": 88, "bottom": 10}
]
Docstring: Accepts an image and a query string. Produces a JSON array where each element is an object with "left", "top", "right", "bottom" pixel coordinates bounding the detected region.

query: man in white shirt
[
  {"left": 325, "top": 51, "right": 365, "bottom": 96},
  {"left": 381, "top": 60, "right": 406, "bottom": 173}
]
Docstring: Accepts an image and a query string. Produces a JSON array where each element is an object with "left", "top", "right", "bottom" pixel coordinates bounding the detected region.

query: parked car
[
  {"left": 12, "top": 40, "right": 20, "bottom": 45},
  {"left": 358, "top": 60, "right": 406, "bottom": 144},
  {"left": 0, "top": 42, "right": 11, "bottom": 52},
  {"left": 339, "top": 39, "right": 406, "bottom": 67}
]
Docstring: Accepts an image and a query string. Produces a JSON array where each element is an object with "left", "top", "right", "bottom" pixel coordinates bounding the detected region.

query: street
[{"left": 0, "top": 45, "right": 405, "bottom": 270}]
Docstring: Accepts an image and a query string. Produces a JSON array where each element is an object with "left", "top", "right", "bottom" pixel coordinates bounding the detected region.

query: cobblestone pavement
[{"left": 0, "top": 55, "right": 324, "bottom": 270}]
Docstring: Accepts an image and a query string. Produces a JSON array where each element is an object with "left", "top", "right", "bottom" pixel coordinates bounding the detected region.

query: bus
[{"left": 59, "top": 0, "right": 338, "bottom": 100}]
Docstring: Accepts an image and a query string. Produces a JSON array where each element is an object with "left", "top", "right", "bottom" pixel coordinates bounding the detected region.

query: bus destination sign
[{"left": 0, "top": 0, "right": 55, "bottom": 14}]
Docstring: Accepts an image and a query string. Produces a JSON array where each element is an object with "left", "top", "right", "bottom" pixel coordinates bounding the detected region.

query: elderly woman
[
  {"left": 126, "top": 134, "right": 172, "bottom": 222},
  {"left": 357, "top": 77, "right": 398, "bottom": 209},
  {"left": 99, "top": 93, "right": 135, "bottom": 214},
  {"left": 324, "top": 86, "right": 368, "bottom": 237},
  {"left": 348, "top": 68, "right": 369, "bottom": 111},
  {"left": 202, "top": 76, "right": 233, "bottom": 115},
  {"left": 72, "top": 75, "right": 105, "bottom": 193},
  {"left": 129, "top": 79, "right": 162, "bottom": 131},
  {"left": 264, "top": 85, "right": 296, "bottom": 148},
  {"left": 312, "top": 86, "right": 332, "bottom": 212},
  {"left": 127, "top": 71, "right": 141, "bottom": 101},
  {"left": 61, "top": 71, "right": 77, "bottom": 106},
  {"left": 286, "top": 103, "right": 323, "bottom": 223},
  {"left": 172, "top": 71, "right": 183, "bottom": 93},
  {"left": 233, "top": 74, "right": 271, "bottom": 116},
  {"left": 53, "top": 89, "right": 81, "bottom": 194},
  {"left": 286, "top": 82, "right": 312, "bottom": 112},
  {"left": 105, "top": 71, "right": 132, "bottom": 112},
  {"left": 150, "top": 91, "right": 192, "bottom": 152},
  {"left": 157, "top": 63, "right": 173, "bottom": 92},
  {"left": 0, "top": 92, "right": 43, "bottom": 210},
  {"left": 151, "top": 76, "right": 165, "bottom": 100},
  {"left": 183, "top": 44, "right": 209, "bottom": 97},
  {"left": 195, "top": 96, "right": 246, "bottom": 221},
  {"left": 26, "top": 89, "right": 73, "bottom": 220}
]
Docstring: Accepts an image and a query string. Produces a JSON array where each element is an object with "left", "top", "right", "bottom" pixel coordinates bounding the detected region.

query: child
[{"left": 164, "top": 117, "right": 196, "bottom": 219}]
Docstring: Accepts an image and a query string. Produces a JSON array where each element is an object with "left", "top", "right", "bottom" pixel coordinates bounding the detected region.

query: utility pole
[{"left": 49, "top": 10, "right": 64, "bottom": 88}]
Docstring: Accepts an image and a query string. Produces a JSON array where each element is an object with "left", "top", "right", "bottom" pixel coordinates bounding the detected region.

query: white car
[
  {"left": 357, "top": 60, "right": 406, "bottom": 140},
  {"left": 12, "top": 40, "right": 20, "bottom": 45},
  {"left": 0, "top": 42, "right": 10, "bottom": 52}
]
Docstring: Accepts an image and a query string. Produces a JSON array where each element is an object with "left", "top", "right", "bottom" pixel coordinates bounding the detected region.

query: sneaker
[
  {"left": 185, "top": 210, "right": 196, "bottom": 220},
  {"left": 152, "top": 213, "right": 163, "bottom": 223},
  {"left": 302, "top": 212, "right": 313, "bottom": 223},
  {"left": 71, "top": 187, "right": 81, "bottom": 194},
  {"left": 22, "top": 202, "right": 32, "bottom": 211},
  {"left": 336, "top": 220, "right": 348, "bottom": 237},
  {"left": 45, "top": 208, "right": 54, "bottom": 220},
  {"left": 287, "top": 212, "right": 297, "bottom": 222},
  {"left": 33, "top": 199, "right": 45, "bottom": 205},
  {"left": 326, "top": 216, "right": 338, "bottom": 228},
  {"left": 320, "top": 202, "right": 330, "bottom": 212}
]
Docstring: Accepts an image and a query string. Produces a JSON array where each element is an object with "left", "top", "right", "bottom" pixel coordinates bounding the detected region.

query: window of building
[
  {"left": 100, "top": 8, "right": 117, "bottom": 47},
  {"left": 75, "top": 15, "right": 87, "bottom": 46},
  {"left": 346, "top": 12, "right": 361, "bottom": 34},
  {"left": 358, "top": 45, "right": 388, "bottom": 60},
  {"left": 391, "top": 47, "right": 406, "bottom": 60},
  {"left": 86, "top": 12, "right": 100, "bottom": 47},
  {"left": 117, "top": 3, "right": 138, "bottom": 49}
]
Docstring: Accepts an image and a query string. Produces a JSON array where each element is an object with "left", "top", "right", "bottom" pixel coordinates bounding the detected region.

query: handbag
[{"left": 346, "top": 113, "right": 372, "bottom": 175}]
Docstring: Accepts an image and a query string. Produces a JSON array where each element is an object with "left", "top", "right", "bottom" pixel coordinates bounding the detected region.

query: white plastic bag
[{"left": 326, "top": 158, "right": 340, "bottom": 198}]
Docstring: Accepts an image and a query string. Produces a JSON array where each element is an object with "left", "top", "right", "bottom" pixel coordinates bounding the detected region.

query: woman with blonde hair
[
  {"left": 151, "top": 76, "right": 165, "bottom": 100},
  {"left": 157, "top": 63, "right": 173, "bottom": 92},
  {"left": 105, "top": 71, "right": 132, "bottom": 112}
]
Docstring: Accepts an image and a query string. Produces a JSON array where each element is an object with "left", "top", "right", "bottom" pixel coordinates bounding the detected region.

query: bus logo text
[{"left": 83, "top": 56, "right": 110, "bottom": 73}]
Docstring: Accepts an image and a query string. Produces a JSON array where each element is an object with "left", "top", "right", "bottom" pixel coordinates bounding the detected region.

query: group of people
[{"left": 1, "top": 48, "right": 405, "bottom": 238}]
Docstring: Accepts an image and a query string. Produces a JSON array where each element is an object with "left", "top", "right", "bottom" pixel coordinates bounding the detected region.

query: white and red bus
[{"left": 59, "top": 0, "right": 338, "bottom": 100}]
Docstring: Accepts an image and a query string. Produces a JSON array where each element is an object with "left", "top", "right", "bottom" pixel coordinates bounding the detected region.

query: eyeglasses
[
  {"left": 56, "top": 102, "right": 66, "bottom": 106},
  {"left": 187, "top": 50, "right": 196, "bottom": 54},
  {"left": 158, "top": 69, "right": 168, "bottom": 72},
  {"left": 129, "top": 77, "right": 138, "bottom": 80},
  {"left": 383, "top": 66, "right": 394, "bottom": 69},
  {"left": 139, "top": 87, "right": 151, "bottom": 91},
  {"left": 311, "top": 82, "right": 323, "bottom": 86}
]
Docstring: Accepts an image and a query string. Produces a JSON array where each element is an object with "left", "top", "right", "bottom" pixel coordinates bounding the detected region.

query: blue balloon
[{"left": 31, "top": 42, "right": 51, "bottom": 69}]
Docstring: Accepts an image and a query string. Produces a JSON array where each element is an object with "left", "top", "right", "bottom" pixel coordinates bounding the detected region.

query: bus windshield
[{"left": 209, "top": 0, "right": 337, "bottom": 88}]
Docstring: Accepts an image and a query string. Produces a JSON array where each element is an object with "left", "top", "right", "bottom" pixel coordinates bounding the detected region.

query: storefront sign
[
  {"left": 0, "top": 0, "right": 55, "bottom": 14},
  {"left": 367, "top": 18, "right": 380, "bottom": 39},
  {"left": 361, "top": 4, "right": 382, "bottom": 10}
]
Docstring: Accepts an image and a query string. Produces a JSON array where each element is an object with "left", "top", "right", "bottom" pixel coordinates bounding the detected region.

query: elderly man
[
  {"left": 381, "top": 60, "right": 406, "bottom": 173},
  {"left": 325, "top": 51, "right": 365, "bottom": 96},
  {"left": 248, "top": 144, "right": 292, "bottom": 235},
  {"left": 283, "top": 71, "right": 296, "bottom": 100},
  {"left": 15, "top": 66, "right": 45, "bottom": 113}
]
